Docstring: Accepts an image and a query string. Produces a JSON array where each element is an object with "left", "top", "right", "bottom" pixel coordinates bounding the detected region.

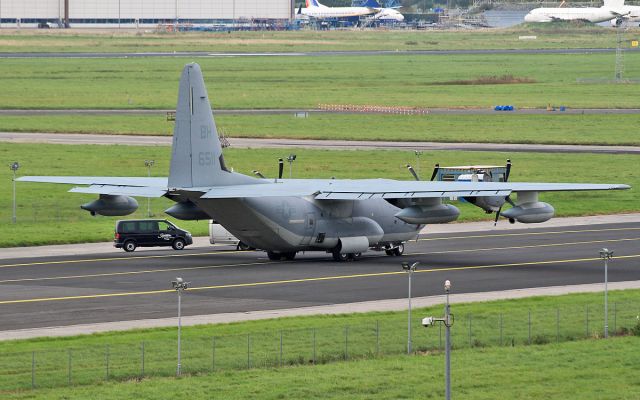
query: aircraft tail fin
[
  {"left": 168, "top": 63, "right": 255, "bottom": 189},
  {"left": 306, "top": 0, "right": 323, "bottom": 8},
  {"left": 604, "top": 0, "right": 624, "bottom": 7},
  {"left": 361, "top": 0, "right": 382, "bottom": 7}
]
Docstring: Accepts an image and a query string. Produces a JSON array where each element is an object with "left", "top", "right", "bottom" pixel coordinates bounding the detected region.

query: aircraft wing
[
  {"left": 200, "top": 178, "right": 629, "bottom": 200},
  {"left": 17, "top": 176, "right": 169, "bottom": 197}
]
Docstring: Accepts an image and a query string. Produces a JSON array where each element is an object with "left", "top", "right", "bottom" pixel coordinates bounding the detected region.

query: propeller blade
[
  {"left": 278, "top": 158, "right": 284, "bottom": 179},
  {"left": 252, "top": 170, "right": 266, "bottom": 179},
  {"left": 430, "top": 163, "right": 440, "bottom": 181},
  {"left": 505, "top": 159, "right": 512, "bottom": 182},
  {"left": 494, "top": 206, "right": 502, "bottom": 226},
  {"left": 406, "top": 164, "right": 420, "bottom": 181},
  {"left": 494, "top": 195, "right": 515, "bottom": 226}
]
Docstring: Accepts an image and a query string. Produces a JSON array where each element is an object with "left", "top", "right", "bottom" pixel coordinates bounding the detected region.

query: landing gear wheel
[
  {"left": 267, "top": 251, "right": 282, "bottom": 261},
  {"left": 385, "top": 249, "right": 394, "bottom": 256},
  {"left": 282, "top": 252, "right": 297, "bottom": 261},
  {"left": 172, "top": 238, "right": 186, "bottom": 250},
  {"left": 392, "top": 243, "right": 404, "bottom": 256},
  {"left": 350, "top": 252, "right": 362, "bottom": 261},
  {"left": 123, "top": 240, "right": 136, "bottom": 252},
  {"left": 332, "top": 250, "right": 349, "bottom": 262},
  {"left": 237, "top": 241, "right": 251, "bottom": 251}
]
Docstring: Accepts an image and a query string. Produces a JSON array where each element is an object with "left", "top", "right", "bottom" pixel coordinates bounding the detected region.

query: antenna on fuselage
[{"left": 406, "top": 164, "right": 420, "bottom": 181}]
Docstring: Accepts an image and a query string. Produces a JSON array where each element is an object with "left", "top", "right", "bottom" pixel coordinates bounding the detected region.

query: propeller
[
  {"left": 278, "top": 158, "right": 284, "bottom": 179},
  {"left": 252, "top": 170, "right": 266, "bottom": 179},
  {"left": 430, "top": 163, "right": 440, "bottom": 181},
  {"left": 406, "top": 164, "right": 420, "bottom": 181},
  {"left": 297, "top": 6, "right": 302, "bottom": 14},
  {"left": 494, "top": 159, "right": 513, "bottom": 226}
]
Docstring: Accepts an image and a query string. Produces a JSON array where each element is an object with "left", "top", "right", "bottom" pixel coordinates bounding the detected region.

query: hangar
[{"left": 0, "top": 0, "right": 295, "bottom": 28}]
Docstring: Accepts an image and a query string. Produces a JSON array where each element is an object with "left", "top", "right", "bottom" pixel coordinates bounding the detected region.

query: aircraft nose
[{"left": 524, "top": 13, "right": 533, "bottom": 22}]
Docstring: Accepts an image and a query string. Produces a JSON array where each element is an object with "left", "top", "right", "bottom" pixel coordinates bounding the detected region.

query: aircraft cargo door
[{"left": 301, "top": 212, "right": 316, "bottom": 245}]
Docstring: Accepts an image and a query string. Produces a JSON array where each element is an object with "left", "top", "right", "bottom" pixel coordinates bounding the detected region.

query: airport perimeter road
[
  {"left": 1, "top": 48, "right": 639, "bottom": 58},
  {"left": 1, "top": 222, "right": 639, "bottom": 331},
  {"left": 2, "top": 132, "right": 640, "bottom": 154}
]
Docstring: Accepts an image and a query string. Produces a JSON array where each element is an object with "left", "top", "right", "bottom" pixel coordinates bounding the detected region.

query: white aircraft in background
[
  {"left": 298, "top": 0, "right": 403, "bottom": 21},
  {"left": 524, "top": 0, "right": 629, "bottom": 24},
  {"left": 606, "top": 0, "right": 640, "bottom": 25}
]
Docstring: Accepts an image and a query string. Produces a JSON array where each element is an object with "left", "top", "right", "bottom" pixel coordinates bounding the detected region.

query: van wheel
[
  {"left": 123, "top": 240, "right": 136, "bottom": 252},
  {"left": 267, "top": 251, "right": 282, "bottom": 261},
  {"left": 237, "top": 241, "right": 252, "bottom": 251},
  {"left": 172, "top": 238, "right": 186, "bottom": 250}
]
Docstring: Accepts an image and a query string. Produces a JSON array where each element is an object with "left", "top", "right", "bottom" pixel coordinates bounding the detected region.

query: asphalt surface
[
  {"left": 1, "top": 221, "right": 639, "bottom": 331},
  {"left": 3, "top": 132, "right": 640, "bottom": 154},
  {"left": 3, "top": 108, "right": 640, "bottom": 116},
  {"left": 1, "top": 48, "right": 639, "bottom": 58}
]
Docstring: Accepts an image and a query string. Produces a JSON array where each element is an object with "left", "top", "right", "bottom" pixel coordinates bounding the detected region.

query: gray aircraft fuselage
[{"left": 188, "top": 195, "right": 420, "bottom": 252}]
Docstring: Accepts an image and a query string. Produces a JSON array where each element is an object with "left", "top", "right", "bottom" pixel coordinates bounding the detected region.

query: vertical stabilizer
[
  {"left": 604, "top": 0, "right": 624, "bottom": 8},
  {"left": 169, "top": 63, "right": 254, "bottom": 188},
  {"left": 361, "top": 0, "right": 382, "bottom": 7}
]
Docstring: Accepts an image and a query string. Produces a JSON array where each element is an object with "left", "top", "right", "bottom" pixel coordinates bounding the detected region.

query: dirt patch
[{"left": 433, "top": 74, "right": 537, "bottom": 85}]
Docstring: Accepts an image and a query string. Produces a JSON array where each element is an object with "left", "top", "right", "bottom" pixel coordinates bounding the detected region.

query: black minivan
[{"left": 114, "top": 219, "right": 193, "bottom": 252}]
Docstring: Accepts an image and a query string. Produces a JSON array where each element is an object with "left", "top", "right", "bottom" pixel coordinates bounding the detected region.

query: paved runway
[
  {"left": 1, "top": 221, "right": 639, "bottom": 331},
  {"left": 1, "top": 48, "right": 638, "bottom": 58},
  {"left": 3, "top": 132, "right": 639, "bottom": 154}
]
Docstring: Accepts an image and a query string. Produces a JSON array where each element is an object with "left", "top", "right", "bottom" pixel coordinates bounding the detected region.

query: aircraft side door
[{"left": 302, "top": 212, "right": 317, "bottom": 245}]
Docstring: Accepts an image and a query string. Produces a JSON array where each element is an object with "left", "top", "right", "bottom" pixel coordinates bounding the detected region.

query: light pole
[
  {"left": 414, "top": 150, "right": 422, "bottom": 177},
  {"left": 144, "top": 160, "right": 154, "bottom": 217},
  {"left": 422, "top": 279, "right": 454, "bottom": 400},
  {"left": 599, "top": 248, "right": 614, "bottom": 338},
  {"left": 286, "top": 154, "right": 296, "bottom": 179},
  {"left": 402, "top": 261, "right": 419, "bottom": 354},
  {"left": 10, "top": 162, "right": 20, "bottom": 224},
  {"left": 172, "top": 277, "right": 190, "bottom": 376}
]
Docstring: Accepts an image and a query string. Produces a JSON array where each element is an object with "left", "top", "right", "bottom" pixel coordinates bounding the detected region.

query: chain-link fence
[{"left": 1, "top": 302, "right": 638, "bottom": 391}]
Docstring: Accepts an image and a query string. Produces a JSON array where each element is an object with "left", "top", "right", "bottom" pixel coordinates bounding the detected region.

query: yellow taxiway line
[
  {"left": 1, "top": 237, "right": 637, "bottom": 285},
  {"left": 0, "top": 226, "right": 638, "bottom": 271},
  {"left": 1, "top": 253, "right": 639, "bottom": 306}
]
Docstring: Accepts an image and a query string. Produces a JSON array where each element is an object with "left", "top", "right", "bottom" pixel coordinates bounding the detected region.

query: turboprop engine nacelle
[
  {"left": 501, "top": 191, "right": 555, "bottom": 224},
  {"left": 81, "top": 194, "right": 138, "bottom": 216},
  {"left": 611, "top": 18, "right": 623, "bottom": 26},
  {"left": 165, "top": 201, "right": 210, "bottom": 220},
  {"left": 395, "top": 201, "right": 460, "bottom": 224}
]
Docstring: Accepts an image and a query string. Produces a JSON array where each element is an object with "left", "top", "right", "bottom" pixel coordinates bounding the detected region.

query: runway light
[
  {"left": 10, "top": 161, "right": 20, "bottom": 224},
  {"left": 286, "top": 154, "right": 297, "bottom": 179},
  {"left": 599, "top": 248, "right": 613, "bottom": 338}
]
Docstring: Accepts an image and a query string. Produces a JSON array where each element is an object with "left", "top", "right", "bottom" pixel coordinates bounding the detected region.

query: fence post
[
  {"left": 468, "top": 314, "right": 472, "bottom": 348},
  {"left": 613, "top": 303, "right": 617, "bottom": 334},
  {"left": 344, "top": 326, "right": 349, "bottom": 360},
  {"left": 376, "top": 320, "right": 380, "bottom": 356},
  {"left": 556, "top": 308, "right": 560, "bottom": 343},
  {"left": 141, "top": 341, "right": 145, "bottom": 377},
  {"left": 105, "top": 345, "right": 110, "bottom": 381},
  {"left": 312, "top": 328, "right": 316, "bottom": 365},
  {"left": 586, "top": 305, "right": 590, "bottom": 337},
  {"left": 212, "top": 337, "right": 216, "bottom": 372},
  {"left": 528, "top": 309, "right": 532, "bottom": 345},
  {"left": 247, "top": 333, "right": 251, "bottom": 369},
  {"left": 439, "top": 323, "right": 442, "bottom": 350},
  {"left": 280, "top": 330, "right": 283, "bottom": 367},
  {"left": 68, "top": 349, "right": 72, "bottom": 386},
  {"left": 31, "top": 351, "right": 35, "bottom": 389},
  {"left": 499, "top": 313, "right": 503, "bottom": 346}
]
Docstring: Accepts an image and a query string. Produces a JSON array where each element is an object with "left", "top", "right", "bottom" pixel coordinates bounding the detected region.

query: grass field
[
  {"left": 1, "top": 290, "right": 639, "bottom": 396},
  {"left": 4, "top": 337, "right": 639, "bottom": 399},
  {"left": 0, "top": 143, "right": 636, "bottom": 247},
  {"left": 0, "top": 26, "right": 636, "bottom": 53},
  {"left": 1, "top": 53, "right": 639, "bottom": 110},
  {"left": 3, "top": 113, "right": 640, "bottom": 146}
]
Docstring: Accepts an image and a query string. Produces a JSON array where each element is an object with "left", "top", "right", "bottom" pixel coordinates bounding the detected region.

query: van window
[
  {"left": 138, "top": 221, "right": 159, "bottom": 232},
  {"left": 158, "top": 221, "right": 173, "bottom": 231},
  {"left": 121, "top": 221, "right": 137, "bottom": 233}
]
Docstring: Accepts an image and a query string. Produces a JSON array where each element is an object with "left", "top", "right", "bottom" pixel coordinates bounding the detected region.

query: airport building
[{"left": 0, "top": 0, "right": 295, "bottom": 28}]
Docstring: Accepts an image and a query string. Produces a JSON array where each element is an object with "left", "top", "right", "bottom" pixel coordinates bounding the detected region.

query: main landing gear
[
  {"left": 384, "top": 243, "right": 404, "bottom": 257},
  {"left": 331, "top": 250, "right": 363, "bottom": 262},
  {"left": 267, "top": 251, "right": 297, "bottom": 261}
]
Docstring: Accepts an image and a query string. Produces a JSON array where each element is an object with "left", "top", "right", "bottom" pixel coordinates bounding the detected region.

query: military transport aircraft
[{"left": 18, "top": 63, "right": 630, "bottom": 261}]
